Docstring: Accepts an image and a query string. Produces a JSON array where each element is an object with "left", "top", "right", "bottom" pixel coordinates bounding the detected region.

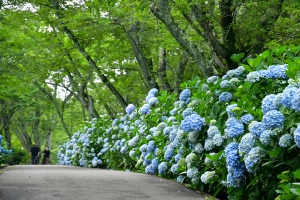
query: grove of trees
[{"left": 0, "top": 0, "right": 299, "bottom": 162}]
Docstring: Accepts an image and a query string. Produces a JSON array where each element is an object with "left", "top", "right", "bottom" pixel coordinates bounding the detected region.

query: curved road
[{"left": 0, "top": 165, "right": 209, "bottom": 200}]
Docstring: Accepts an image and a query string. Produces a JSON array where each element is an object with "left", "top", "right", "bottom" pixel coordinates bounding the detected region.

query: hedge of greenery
[
  {"left": 58, "top": 45, "right": 300, "bottom": 200},
  {"left": 0, "top": 135, "right": 12, "bottom": 166}
]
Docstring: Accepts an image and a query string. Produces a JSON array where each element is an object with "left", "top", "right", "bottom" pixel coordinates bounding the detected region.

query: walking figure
[
  {"left": 30, "top": 143, "right": 40, "bottom": 165},
  {"left": 42, "top": 146, "right": 51, "bottom": 164}
]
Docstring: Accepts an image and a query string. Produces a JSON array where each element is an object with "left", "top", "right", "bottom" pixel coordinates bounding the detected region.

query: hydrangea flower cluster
[{"left": 224, "top": 142, "right": 246, "bottom": 187}]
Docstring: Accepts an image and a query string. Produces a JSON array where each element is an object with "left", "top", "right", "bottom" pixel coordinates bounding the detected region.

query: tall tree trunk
[
  {"left": 150, "top": 0, "right": 213, "bottom": 78},
  {"left": 32, "top": 108, "right": 41, "bottom": 147},
  {"left": 174, "top": 51, "right": 189, "bottom": 95},
  {"left": 126, "top": 22, "right": 159, "bottom": 90},
  {"left": 2, "top": 115, "right": 11, "bottom": 148},
  {"left": 158, "top": 47, "right": 172, "bottom": 92}
]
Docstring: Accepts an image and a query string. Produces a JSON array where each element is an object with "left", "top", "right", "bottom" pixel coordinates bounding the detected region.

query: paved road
[{"left": 0, "top": 165, "right": 209, "bottom": 200}]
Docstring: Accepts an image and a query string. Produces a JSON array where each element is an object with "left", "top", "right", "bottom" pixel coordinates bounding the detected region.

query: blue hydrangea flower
[
  {"left": 274, "top": 93, "right": 283, "bottom": 109},
  {"left": 120, "top": 146, "right": 127, "bottom": 154},
  {"left": 174, "top": 154, "right": 182, "bottom": 163},
  {"left": 258, "top": 70, "right": 272, "bottom": 79},
  {"left": 245, "top": 147, "right": 265, "bottom": 173},
  {"left": 139, "top": 144, "right": 148, "bottom": 152},
  {"left": 268, "top": 64, "right": 288, "bottom": 79},
  {"left": 225, "top": 142, "right": 246, "bottom": 187},
  {"left": 148, "top": 88, "right": 158, "bottom": 96},
  {"left": 169, "top": 108, "right": 178, "bottom": 115},
  {"left": 213, "top": 134, "right": 223, "bottom": 146},
  {"left": 129, "top": 149, "right": 135, "bottom": 157},
  {"left": 147, "top": 141, "right": 156, "bottom": 152},
  {"left": 246, "top": 71, "right": 260, "bottom": 82},
  {"left": 169, "top": 129, "right": 177, "bottom": 142},
  {"left": 204, "top": 138, "right": 214, "bottom": 150},
  {"left": 293, "top": 123, "right": 300, "bottom": 148},
  {"left": 128, "top": 136, "right": 139, "bottom": 147},
  {"left": 225, "top": 117, "right": 244, "bottom": 138},
  {"left": 227, "top": 66, "right": 245, "bottom": 78},
  {"left": 163, "top": 126, "right": 173, "bottom": 136},
  {"left": 219, "top": 92, "right": 233, "bottom": 102},
  {"left": 260, "top": 130, "right": 274, "bottom": 145},
  {"left": 164, "top": 147, "right": 174, "bottom": 161},
  {"left": 229, "top": 78, "right": 241, "bottom": 85},
  {"left": 177, "top": 175, "right": 185, "bottom": 183},
  {"left": 281, "top": 86, "right": 297, "bottom": 109},
  {"left": 222, "top": 74, "right": 228, "bottom": 79},
  {"left": 187, "top": 167, "right": 199, "bottom": 178},
  {"left": 147, "top": 97, "right": 159, "bottom": 105},
  {"left": 241, "top": 114, "right": 254, "bottom": 124},
  {"left": 188, "top": 131, "right": 198, "bottom": 143},
  {"left": 207, "top": 126, "right": 220, "bottom": 138},
  {"left": 158, "top": 162, "right": 168, "bottom": 175},
  {"left": 194, "top": 143, "right": 204, "bottom": 153},
  {"left": 207, "top": 76, "right": 218, "bottom": 84},
  {"left": 226, "top": 104, "right": 238, "bottom": 117},
  {"left": 179, "top": 89, "right": 191, "bottom": 102},
  {"left": 181, "top": 114, "right": 203, "bottom": 132},
  {"left": 182, "top": 108, "right": 195, "bottom": 118},
  {"left": 291, "top": 88, "right": 300, "bottom": 112},
  {"left": 145, "top": 164, "right": 157, "bottom": 175},
  {"left": 139, "top": 104, "right": 150, "bottom": 115},
  {"left": 238, "top": 133, "right": 255, "bottom": 157},
  {"left": 171, "top": 164, "right": 179, "bottom": 174},
  {"left": 261, "top": 94, "right": 277, "bottom": 114},
  {"left": 185, "top": 152, "right": 196, "bottom": 164},
  {"left": 262, "top": 110, "right": 285, "bottom": 130},
  {"left": 226, "top": 166, "right": 246, "bottom": 188},
  {"left": 200, "top": 171, "right": 216, "bottom": 184},
  {"left": 146, "top": 135, "right": 152, "bottom": 141},
  {"left": 279, "top": 134, "right": 292, "bottom": 147},
  {"left": 220, "top": 80, "right": 231, "bottom": 88},
  {"left": 249, "top": 121, "right": 266, "bottom": 138}
]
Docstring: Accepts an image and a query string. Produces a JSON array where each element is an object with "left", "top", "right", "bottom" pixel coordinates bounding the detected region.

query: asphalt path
[{"left": 0, "top": 165, "right": 209, "bottom": 200}]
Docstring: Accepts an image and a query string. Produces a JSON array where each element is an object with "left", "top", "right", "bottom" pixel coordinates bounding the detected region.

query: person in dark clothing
[
  {"left": 42, "top": 146, "right": 51, "bottom": 164},
  {"left": 30, "top": 143, "right": 40, "bottom": 165}
]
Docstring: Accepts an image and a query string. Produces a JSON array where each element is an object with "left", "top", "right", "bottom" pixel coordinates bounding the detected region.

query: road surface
[{"left": 0, "top": 165, "right": 210, "bottom": 200}]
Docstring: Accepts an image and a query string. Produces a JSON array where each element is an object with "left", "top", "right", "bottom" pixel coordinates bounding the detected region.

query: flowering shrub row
[
  {"left": 0, "top": 135, "right": 12, "bottom": 165},
  {"left": 58, "top": 46, "right": 300, "bottom": 199}
]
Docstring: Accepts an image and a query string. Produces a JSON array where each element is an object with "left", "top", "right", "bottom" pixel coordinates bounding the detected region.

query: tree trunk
[
  {"left": 174, "top": 51, "right": 188, "bottom": 95},
  {"left": 150, "top": 0, "right": 213, "bottom": 78},
  {"left": 2, "top": 115, "right": 11, "bottom": 148},
  {"left": 126, "top": 22, "right": 159, "bottom": 90},
  {"left": 158, "top": 47, "right": 172, "bottom": 92},
  {"left": 32, "top": 109, "right": 41, "bottom": 147}
]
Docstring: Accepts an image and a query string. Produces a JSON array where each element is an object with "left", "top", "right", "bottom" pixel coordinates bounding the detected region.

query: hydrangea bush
[
  {"left": 57, "top": 46, "right": 300, "bottom": 199},
  {"left": 0, "top": 135, "right": 12, "bottom": 165}
]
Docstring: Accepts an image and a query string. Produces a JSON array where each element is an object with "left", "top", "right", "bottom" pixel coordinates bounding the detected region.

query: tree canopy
[{"left": 0, "top": 0, "right": 299, "bottom": 153}]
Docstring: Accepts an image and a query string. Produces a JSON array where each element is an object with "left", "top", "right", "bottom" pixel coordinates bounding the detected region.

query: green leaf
[
  {"left": 294, "top": 170, "right": 300, "bottom": 179},
  {"left": 290, "top": 188, "right": 300, "bottom": 196},
  {"left": 231, "top": 53, "right": 244, "bottom": 63},
  {"left": 205, "top": 151, "right": 224, "bottom": 162}
]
